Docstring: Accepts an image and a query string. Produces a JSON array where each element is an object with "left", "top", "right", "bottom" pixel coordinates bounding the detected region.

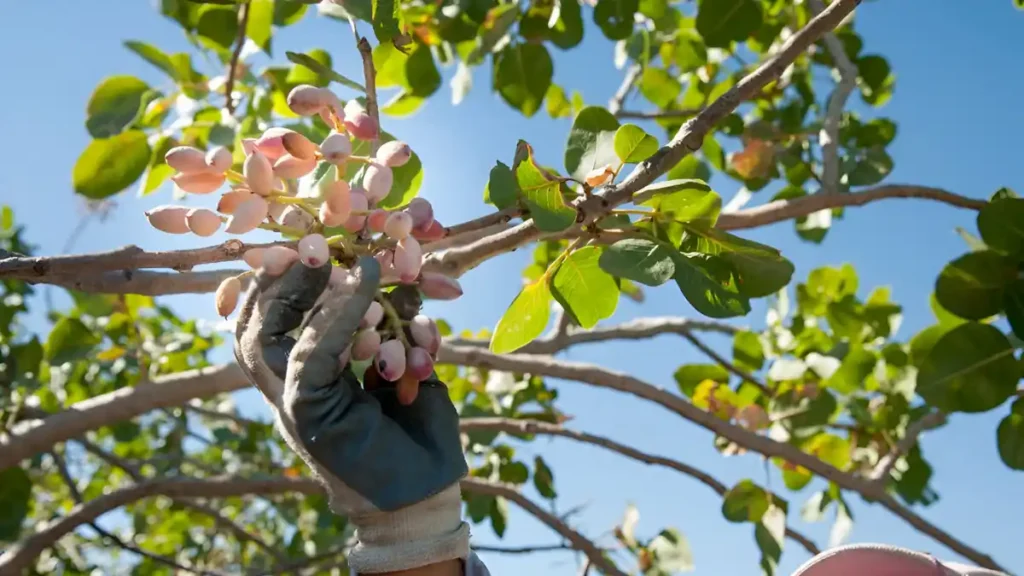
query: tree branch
[
  {"left": 446, "top": 316, "right": 740, "bottom": 355},
  {"left": 32, "top": 269, "right": 246, "bottom": 296},
  {"left": 0, "top": 476, "right": 323, "bottom": 575},
  {"left": 0, "top": 363, "right": 249, "bottom": 473},
  {"left": 0, "top": 241, "right": 287, "bottom": 282},
  {"left": 675, "top": 331, "right": 769, "bottom": 395},
  {"left": 427, "top": 0, "right": 864, "bottom": 279},
  {"left": 459, "top": 418, "right": 820, "bottom": 556},
  {"left": 614, "top": 107, "right": 704, "bottom": 121},
  {"left": 472, "top": 543, "right": 580, "bottom": 554},
  {"left": 438, "top": 345, "right": 1007, "bottom": 571},
  {"left": 460, "top": 477, "right": 624, "bottom": 576},
  {"left": 809, "top": 0, "right": 857, "bottom": 195},
  {"left": 0, "top": 476, "right": 620, "bottom": 576},
  {"left": 48, "top": 450, "right": 227, "bottom": 576},
  {"left": 715, "top": 184, "right": 986, "bottom": 231},
  {"left": 608, "top": 64, "right": 642, "bottom": 116},
  {"left": 224, "top": 1, "right": 251, "bottom": 115},
  {"left": 869, "top": 411, "right": 948, "bottom": 483}
]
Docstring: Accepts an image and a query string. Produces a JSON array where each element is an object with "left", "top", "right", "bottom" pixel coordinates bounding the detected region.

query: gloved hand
[{"left": 232, "top": 255, "right": 470, "bottom": 574}]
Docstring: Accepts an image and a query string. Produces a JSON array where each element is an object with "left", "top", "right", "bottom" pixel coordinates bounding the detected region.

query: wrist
[
  {"left": 347, "top": 484, "right": 469, "bottom": 574},
  {"left": 370, "top": 559, "right": 463, "bottom": 576}
]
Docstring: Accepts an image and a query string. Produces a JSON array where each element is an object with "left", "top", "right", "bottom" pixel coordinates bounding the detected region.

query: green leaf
[
  {"left": 934, "top": 250, "right": 1016, "bottom": 321},
  {"left": 45, "top": 318, "right": 101, "bottom": 365},
  {"left": 491, "top": 277, "right": 552, "bottom": 353},
  {"left": 756, "top": 508, "right": 785, "bottom": 575},
  {"left": 613, "top": 124, "right": 659, "bottom": 164},
  {"left": 804, "top": 433, "right": 850, "bottom": 470},
  {"left": 695, "top": 0, "right": 762, "bottom": 48},
  {"left": 73, "top": 131, "right": 152, "bottom": 200},
  {"left": 286, "top": 48, "right": 334, "bottom": 87},
  {"left": 405, "top": 44, "right": 442, "bottom": 97},
  {"left": 286, "top": 51, "right": 365, "bottom": 92},
  {"left": 123, "top": 41, "right": 178, "bottom": 78},
  {"left": 564, "top": 106, "right": 620, "bottom": 180},
  {"left": 484, "top": 161, "right": 519, "bottom": 210},
  {"left": 489, "top": 496, "right": 508, "bottom": 537},
  {"left": 593, "top": 0, "right": 639, "bottom": 40},
  {"left": 248, "top": 0, "right": 274, "bottom": 53},
  {"left": 648, "top": 528, "right": 694, "bottom": 572},
  {"left": 371, "top": 0, "right": 400, "bottom": 41},
  {"left": 733, "top": 330, "right": 764, "bottom": 372},
  {"left": 380, "top": 91, "right": 426, "bottom": 117},
  {"left": 918, "top": 322, "right": 1018, "bottom": 413},
  {"left": 551, "top": 247, "right": 619, "bottom": 329},
  {"left": 196, "top": 5, "right": 238, "bottom": 51},
  {"left": 846, "top": 147, "right": 893, "bottom": 186},
  {"left": 546, "top": 84, "right": 572, "bottom": 118},
  {"left": 977, "top": 198, "right": 1024, "bottom": 257},
  {"left": 857, "top": 54, "right": 894, "bottom": 106},
  {"left": 674, "top": 364, "right": 729, "bottom": 397},
  {"left": 825, "top": 347, "right": 876, "bottom": 395},
  {"left": 598, "top": 238, "right": 676, "bottom": 286},
  {"left": 722, "top": 480, "right": 769, "bottom": 523},
  {"left": 684, "top": 226, "right": 794, "bottom": 298},
  {"left": 549, "top": 0, "right": 584, "bottom": 49},
  {"left": 638, "top": 67, "right": 681, "bottom": 108},
  {"left": 997, "top": 399, "right": 1024, "bottom": 470},
  {"left": 514, "top": 141, "right": 576, "bottom": 231},
  {"left": 1003, "top": 279, "right": 1024, "bottom": 340},
  {"left": 494, "top": 43, "right": 553, "bottom": 117},
  {"left": 674, "top": 29, "right": 707, "bottom": 73},
  {"left": 274, "top": 1, "right": 308, "bottom": 25},
  {"left": 85, "top": 76, "right": 151, "bottom": 138},
  {"left": 672, "top": 252, "right": 751, "bottom": 318},
  {"left": 533, "top": 456, "right": 557, "bottom": 498},
  {"left": 0, "top": 467, "right": 31, "bottom": 541}
]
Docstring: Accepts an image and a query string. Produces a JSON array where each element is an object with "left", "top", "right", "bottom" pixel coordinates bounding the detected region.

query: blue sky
[{"left": 2, "top": 1, "right": 1023, "bottom": 574}]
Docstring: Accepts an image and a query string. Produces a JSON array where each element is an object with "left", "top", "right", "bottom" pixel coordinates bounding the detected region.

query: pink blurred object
[{"left": 791, "top": 544, "right": 1007, "bottom": 576}]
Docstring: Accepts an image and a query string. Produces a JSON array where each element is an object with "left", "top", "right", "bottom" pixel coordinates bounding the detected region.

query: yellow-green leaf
[
  {"left": 551, "top": 246, "right": 619, "bottom": 329},
  {"left": 491, "top": 278, "right": 553, "bottom": 354},
  {"left": 514, "top": 141, "right": 576, "bottom": 232},
  {"left": 86, "top": 76, "right": 151, "bottom": 138},
  {"left": 613, "top": 124, "right": 659, "bottom": 163}
]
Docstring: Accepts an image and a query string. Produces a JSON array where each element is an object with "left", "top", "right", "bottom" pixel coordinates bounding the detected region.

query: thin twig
[
  {"left": 355, "top": 36, "right": 380, "bottom": 154},
  {"left": 614, "top": 107, "right": 704, "bottom": 120},
  {"left": 460, "top": 418, "right": 821, "bottom": 556},
  {"left": 608, "top": 65, "right": 642, "bottom": 116},
  {"left": 225, "top": 1, "right": 251, "bottom": 114},
  {"left": 809, "top": 0, "right": 857, "bottom": 194},
  {"left": 869, "top": 411, "right": 947, "bottom": 483},
  {"left": 677, "top": 331, "right": 770, "bottom": 395},
  {"left": 472, "top": 543, "right": 580, "bottom": 554},
  {"left": 461, "top": 477, "right": 624, "bottom": 576}
]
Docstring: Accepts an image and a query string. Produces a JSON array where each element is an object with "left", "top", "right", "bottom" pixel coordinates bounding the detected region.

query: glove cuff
[{"left": 348, "top": 483, "right": 469, "bottom": 574}]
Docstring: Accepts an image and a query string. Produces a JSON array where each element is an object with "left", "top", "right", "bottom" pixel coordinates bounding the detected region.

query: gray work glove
[{"left": 233, "top": 256, "right": 470, "bottom": 574}]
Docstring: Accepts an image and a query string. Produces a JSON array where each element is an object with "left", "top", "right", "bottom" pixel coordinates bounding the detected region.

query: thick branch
[
  {"left": 78, "top": 439, "right": 286, "bottom": 564},
  {"left": 32, "top": 269, "right": 246, "bottom": 296},
  {"left": 460, "top": 477, "right": 624, "bottom": 576},
  {"left": 0, "top": 476, "right": 322, "bottom": 575},
  {"left": 224, "top": 1, "right": 251, "bottom": 114},
  {"left": 49, "top": 451, "right": 225, "bottom": 576},
  {"left": 0, "top": 476, "right": 619, "bottom": 576},
  {"left": 809, "top": 0, "right": 857, "bottom": 194},
  {"left": 0, "top": 241, "right": 287, "bottom": 281},
  {"left": 438, "top": 345, "right": 1007, "bottom": 571},
  {"left": 0, "top": 364, "right": 248, "bottom": 473},
  {"left": 869, "top": 411, "right": 948, "bottom": 483},
  {"left": 460, "top": 418, "right": 820, "bottom": 556},
  {"left": 446, "top": 316, "right": 739, "bottom": 355},
  {"left": 424, "top": 1, "right": 863, "bottom": 278}
]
